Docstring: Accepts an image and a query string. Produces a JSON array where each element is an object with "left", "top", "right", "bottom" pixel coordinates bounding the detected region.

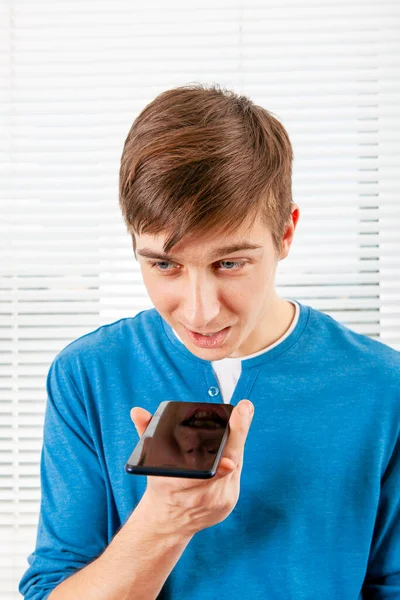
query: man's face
[{"left": 135, "top": 209, "right": 297, "bottom": 360}]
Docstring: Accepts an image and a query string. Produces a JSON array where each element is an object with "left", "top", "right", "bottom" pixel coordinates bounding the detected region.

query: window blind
[{"left": 1, "top": 1, "right": 399, "bottom": 597}]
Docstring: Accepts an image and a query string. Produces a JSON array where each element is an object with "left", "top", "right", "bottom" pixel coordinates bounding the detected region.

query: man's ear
[{"left": 279, "top": 203, "right": 300, "bottom": 261}]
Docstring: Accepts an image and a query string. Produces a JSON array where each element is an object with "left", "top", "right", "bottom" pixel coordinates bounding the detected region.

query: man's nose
[
  {"left": 181, "top": 274, "right": 220, "bottom": 328},
  {"left": 183, "top": 448, "right": 215, "bottom": 469}
]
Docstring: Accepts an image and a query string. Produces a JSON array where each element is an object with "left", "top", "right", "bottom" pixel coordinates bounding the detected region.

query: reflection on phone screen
[{"left": 138, "top": 402, "right": 233, "bottom": 472}]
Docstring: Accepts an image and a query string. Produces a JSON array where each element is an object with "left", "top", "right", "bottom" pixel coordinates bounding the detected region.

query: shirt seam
[
  {"left": 160, "top": 314, "right": 211, "bottom": 365},
  {"left": 55, "top": 311, "right": 149, "bottom": 357}
]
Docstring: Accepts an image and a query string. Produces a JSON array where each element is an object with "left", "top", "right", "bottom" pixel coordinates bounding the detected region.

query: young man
[{"left": 19, "top": 84, "right": 400, "bottom": 599}]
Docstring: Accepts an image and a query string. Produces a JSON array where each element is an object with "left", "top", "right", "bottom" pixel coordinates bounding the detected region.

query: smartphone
[{"left": 125, "top": 400, "right": 234, "bottom": 479}]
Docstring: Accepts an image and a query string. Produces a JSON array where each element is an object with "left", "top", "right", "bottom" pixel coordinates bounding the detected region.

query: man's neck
[{"left": 227, "top": 297, "right": 296, "bottom": 358}]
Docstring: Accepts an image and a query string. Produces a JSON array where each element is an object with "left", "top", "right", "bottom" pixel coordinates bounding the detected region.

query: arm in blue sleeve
[
  {"left": 18, "top": 356, "right": 108, "bottom": 600},
  {"left": 362, "top": 430, "right": 400, "bottom": 598}
]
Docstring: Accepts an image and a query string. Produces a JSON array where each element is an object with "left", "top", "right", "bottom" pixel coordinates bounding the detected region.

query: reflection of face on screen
[{"left": 139, "top": 402, "right": 232, "bottom": 471}]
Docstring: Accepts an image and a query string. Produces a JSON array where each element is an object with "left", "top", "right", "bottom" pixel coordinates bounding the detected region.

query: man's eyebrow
[{"left": 136, "top": 242, "right": 263, "bottom": 262}]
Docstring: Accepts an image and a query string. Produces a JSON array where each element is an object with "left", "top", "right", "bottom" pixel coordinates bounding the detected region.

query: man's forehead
[
  {"left": 137, "top": 239, "right": 264, "bottom": 262},
  {"left": 134, "top": 217, "right": 271, "bottom": 261}
]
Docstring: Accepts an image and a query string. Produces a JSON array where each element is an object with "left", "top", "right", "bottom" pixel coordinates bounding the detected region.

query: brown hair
[{"left": 119, "top": 82, "right": 294, "bottom": 256}]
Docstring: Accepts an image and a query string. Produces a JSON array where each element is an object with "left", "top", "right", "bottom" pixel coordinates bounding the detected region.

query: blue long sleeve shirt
[{"left": 19, "top": 302, "right": 400, "bottom": 599}]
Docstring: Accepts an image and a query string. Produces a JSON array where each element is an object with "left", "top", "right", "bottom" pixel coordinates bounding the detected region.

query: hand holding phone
[{"left": 128, "top": 399, "right": 254, "bottom": 538}]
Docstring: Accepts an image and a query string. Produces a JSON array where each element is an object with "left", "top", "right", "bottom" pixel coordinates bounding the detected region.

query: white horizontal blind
[{"left": 1, "top": 1, "right": 399, "bottom": 598}]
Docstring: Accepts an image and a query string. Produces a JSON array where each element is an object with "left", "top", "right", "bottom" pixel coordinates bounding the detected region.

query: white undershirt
[{"left": 172, "top": 300, "right": 300, "bottom": 404}]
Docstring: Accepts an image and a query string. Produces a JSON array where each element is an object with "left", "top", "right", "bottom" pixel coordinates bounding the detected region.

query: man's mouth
[
  {"left": 184, "top": 326, "right": 231, "bottom": 349},
  {"left": 181, "top": 405, "right": 228, "bottom": 429},
  {"left": 181, "top": 409, "right": 227, "bottom": 429}
]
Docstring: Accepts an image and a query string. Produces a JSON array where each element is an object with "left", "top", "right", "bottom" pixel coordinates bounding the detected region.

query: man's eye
[
  {"left": 218, "top": 261, "right": 246, "bottom": 271},
  {"left": 149, "top": 260, "right": 247, "bottom": 272},
  {"left": 150, "top": 261, "right": 175, "bottom": 271}
]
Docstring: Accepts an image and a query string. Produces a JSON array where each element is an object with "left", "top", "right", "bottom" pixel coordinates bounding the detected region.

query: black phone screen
[{"left": 125, "top": 401, "right": 234, "bottom": 478}]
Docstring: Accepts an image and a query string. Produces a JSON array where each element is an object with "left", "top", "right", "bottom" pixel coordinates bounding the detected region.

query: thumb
[
  {"left": 130, "top": 407, "right": 153, "bottom": 438},
  {"left": 214, "top": 399, "right": 254, "bottom": 479}
]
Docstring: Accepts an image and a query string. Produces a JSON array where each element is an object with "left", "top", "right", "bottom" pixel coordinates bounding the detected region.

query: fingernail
[{"left": 238, "top": 401, "right": 253, "bottom": 417}]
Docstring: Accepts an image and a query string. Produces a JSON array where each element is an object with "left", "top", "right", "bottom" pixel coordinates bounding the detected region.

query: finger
[
  {"left": 130, "top": 407, "right": 153, "bottom": 437},
  {"left": 214, "top": 455, "right": 238, "bottom": 478},
  {"left": 220, "top": 399, "right": 254, "bottom": 470}
]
